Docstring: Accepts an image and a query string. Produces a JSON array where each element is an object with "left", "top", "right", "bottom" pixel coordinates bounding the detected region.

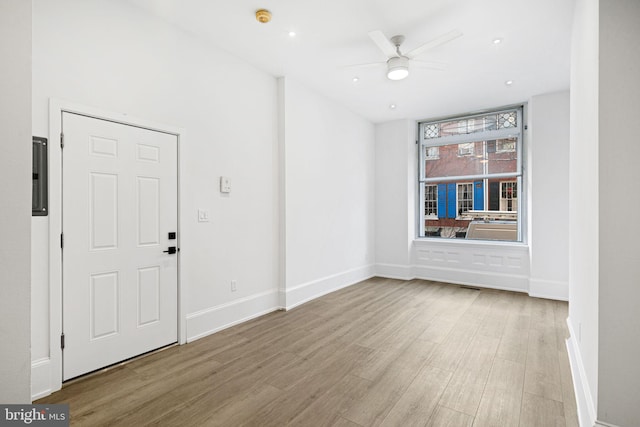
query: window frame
[{"left": 417, "top": 105, "right": 525, "bottom": 242}]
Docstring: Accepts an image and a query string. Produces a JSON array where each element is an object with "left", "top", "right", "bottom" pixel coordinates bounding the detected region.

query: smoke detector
[{"left": 256, "top": 9, "right": 272, "bottom": 23}]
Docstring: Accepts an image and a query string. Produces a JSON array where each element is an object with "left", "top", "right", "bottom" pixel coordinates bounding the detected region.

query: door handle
[{"left": 163, "top": 246, "right": 177, "bottom": 254}]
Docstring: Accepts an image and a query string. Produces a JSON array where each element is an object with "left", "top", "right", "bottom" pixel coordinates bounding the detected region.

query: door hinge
[
  {"left": 60, "top": 232, "right": 64, "bottom": 249},
  {"left": 60, "top": 133, "right": 64, "bottom": 149},
  {"left": 60, "top": 333, "right": 65, "bottom": 350}
]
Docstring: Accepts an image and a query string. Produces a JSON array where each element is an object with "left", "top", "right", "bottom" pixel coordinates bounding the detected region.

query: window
[
  {"left": 418, "top": 107, "right": 523, "bottom": 241},
  {"left": 457, "top": 183, "right": 473, "bottom": 216},
  {"left": 501, "top": 181, "right": 517, "bottom": 211},
  {"left": 425, "top": 146, "right": 440, "bottom": 160},
  {"left": 458, "top": 143, "right": 474, "bottom": 156},
  {"left": 496, "top": 138, "right": 516, "bottom": 152},
  {"left": 424, "top": 184, "right": 438, "bottom": 217}
]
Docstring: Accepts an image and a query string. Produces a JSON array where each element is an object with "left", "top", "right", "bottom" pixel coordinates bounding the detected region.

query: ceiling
[{"left": 126, "top": 0, "right": 575, "bottom": 123}]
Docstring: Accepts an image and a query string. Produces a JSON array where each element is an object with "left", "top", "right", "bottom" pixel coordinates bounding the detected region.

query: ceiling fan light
[
  {"left": 386, "top": 56, "right": 409, "bottom": 80},
  {"left": 387, "top": 67, "right": 409, "bottom": 80}
]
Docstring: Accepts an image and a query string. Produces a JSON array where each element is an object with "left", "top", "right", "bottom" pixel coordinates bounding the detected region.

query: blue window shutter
[
  {"left": 474, "top": 180, "right": 484, "bottom": 210},
  {"left": 447, "top": 183, "right": 457, "bottom": 218},
  {"left": 437, "top": 184, "right": 446, "bottom": 219}
]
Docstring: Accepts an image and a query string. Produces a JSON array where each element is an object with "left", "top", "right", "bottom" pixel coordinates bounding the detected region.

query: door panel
[
  {"left": 62, "top": 112, "right": 178, "bottom": 380},
  {"left": 137, "top": 177, "right": 160, "bottom": 246},
  {"left": 90, "top": 172, "right": 118, "bottom": 250},
  {"left": 90, "top": 271, "right": 119, "bottom": 339}
]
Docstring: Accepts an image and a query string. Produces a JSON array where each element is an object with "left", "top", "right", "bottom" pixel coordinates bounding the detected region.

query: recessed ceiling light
[
  {"left": 352, "top": 77, "right": 360, "bottom": 83},
  {"left": 493, "top": 38, "right": 503, "bottom": 44},
  {"left": 288, "top": 31, "right": 296, "bottom": 37},
  {"left": 389, "top": 104, "right": 397, "bottom": 110},
  {"left": 505, "top": 80, "right": 514, "bottom": 86}
]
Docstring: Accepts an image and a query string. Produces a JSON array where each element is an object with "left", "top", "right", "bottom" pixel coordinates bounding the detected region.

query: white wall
[
  {"left": 374, "top": 96, "right": 569, "bottom": 300},
  {"left": 32, "top": 0, "right": 279, "bottom": 397},
  {"left": 528, "top": 91, "right": 570, "bottom": 299},
  {"left": 598, "top": 1, "right": 640, "bottom": 425},
  {"left": 567, "top": 0, "right": 600, "bottom": 425},
  {"left": 0, "top": 0, "right": 32, "bottom": 403},
  {"left": 375, "top": 120, "right": 415, "bottom": 279},
  {"left": 279, "top": 77, "right": 376, "bottom": 308},
  {"left": 32, "top": 1, "right": 379, "bottom": 398}
]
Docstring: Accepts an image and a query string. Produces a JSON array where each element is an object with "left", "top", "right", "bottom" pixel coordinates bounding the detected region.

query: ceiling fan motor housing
[{"left": 387, "top": 56, "right": 410, "bottom": 80}]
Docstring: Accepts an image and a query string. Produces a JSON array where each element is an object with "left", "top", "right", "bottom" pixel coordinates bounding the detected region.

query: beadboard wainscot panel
[{"left": 412, "top": 239, "right": 530, "bottom": 293}]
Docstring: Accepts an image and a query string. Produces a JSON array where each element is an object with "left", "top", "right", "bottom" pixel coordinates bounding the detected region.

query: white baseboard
[
  {"left": 566, "top": 317, "right": 597, "bottom": 427},
  {"left": 285, "top": 264, "right": 375, "bottom": 310},
  {"left": 529, "top": 278, "right": 569, "bottom": 301},
  {"left": 375, "top": 263, "right": 414, "bottom": 280},
  {"left": 376, "top": 264, "right": 570, "bottom": 301},
  {"left": 595, "top": 421, "right": 621, "bottom": 427},
  {"left": 31, "top": 358, "right": 52, "bottom": 401},
  {"left": 413, "top": 264, "right": 529, "bottom": 294},
  {"left": 185, "top": 290, "right": 280, "bottom": 342}
]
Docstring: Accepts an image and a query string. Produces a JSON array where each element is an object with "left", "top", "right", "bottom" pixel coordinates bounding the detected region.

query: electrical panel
[{"left": 32, "top": 136, "right": 48, "bottom": 216}]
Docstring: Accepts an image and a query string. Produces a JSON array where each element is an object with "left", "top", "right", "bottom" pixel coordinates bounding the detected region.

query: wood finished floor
[{"left": 38, "top": 278, "right": 579, "bottom": 427}]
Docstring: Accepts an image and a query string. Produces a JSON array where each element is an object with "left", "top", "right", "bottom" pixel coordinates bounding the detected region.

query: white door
[{"left": 62, "top": 112, "right": 178, "bottom": 380}]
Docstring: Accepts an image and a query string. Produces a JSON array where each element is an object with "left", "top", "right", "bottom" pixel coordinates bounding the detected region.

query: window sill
[{"left": 414, "top": 237, "right": 528, "bottom": 250}]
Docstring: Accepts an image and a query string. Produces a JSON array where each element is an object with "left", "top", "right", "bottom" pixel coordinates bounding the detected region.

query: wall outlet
[{"left": 231, "top": 280, "right": 237, "bottom": 292}]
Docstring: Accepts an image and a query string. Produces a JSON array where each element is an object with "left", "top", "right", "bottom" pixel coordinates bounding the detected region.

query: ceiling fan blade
[
  {"left": 405, "top": 30, "right": 463, "bottom": 59},
  {"left": 411, "top": 60, "right": 448, "bottom": 71},
  {"left": 343, "top": 61, "right": 386, "bottom": 69},
  {"left": 368, "top": 30, "right": 398, "bottom": 58}
]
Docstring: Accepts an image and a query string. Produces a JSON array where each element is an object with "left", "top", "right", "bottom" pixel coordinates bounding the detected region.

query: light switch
[
  {"left": 198, "top": 209, "right": 210, "bottom": 222},
  {"left": 220, "top": 176, "right": 231, "bottom": 193}
]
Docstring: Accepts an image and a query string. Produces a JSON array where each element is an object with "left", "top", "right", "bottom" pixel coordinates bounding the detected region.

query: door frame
[{"left": 48, "top": 99, "right": 187, "bottom": 393}]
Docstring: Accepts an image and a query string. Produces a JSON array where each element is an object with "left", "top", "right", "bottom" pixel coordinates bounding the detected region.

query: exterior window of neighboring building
[
  {"left": 501, "top": 181, "right": 517, "bottom": 211},
  {"left": 458, "top": 143, "right": 474, "bottom": 156},
  {"left": 418, "top": 106, "right": 524, "bottom": 241},
  {"left": 424, "top": 184, "right": 438, "bottom": 217},
  {"left": 457, "top": 183, "right": 473, "bottom": 216},
  {"left": 425, "top": 146, "right": 440, "bottom": 160},
  {"left": 496, "top": 138, "right": 516, "bottom": 152}
]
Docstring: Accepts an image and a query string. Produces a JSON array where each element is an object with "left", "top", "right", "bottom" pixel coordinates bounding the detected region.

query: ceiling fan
[{"left": 356, "top": 29, "right": 463, "bottom": 80}]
